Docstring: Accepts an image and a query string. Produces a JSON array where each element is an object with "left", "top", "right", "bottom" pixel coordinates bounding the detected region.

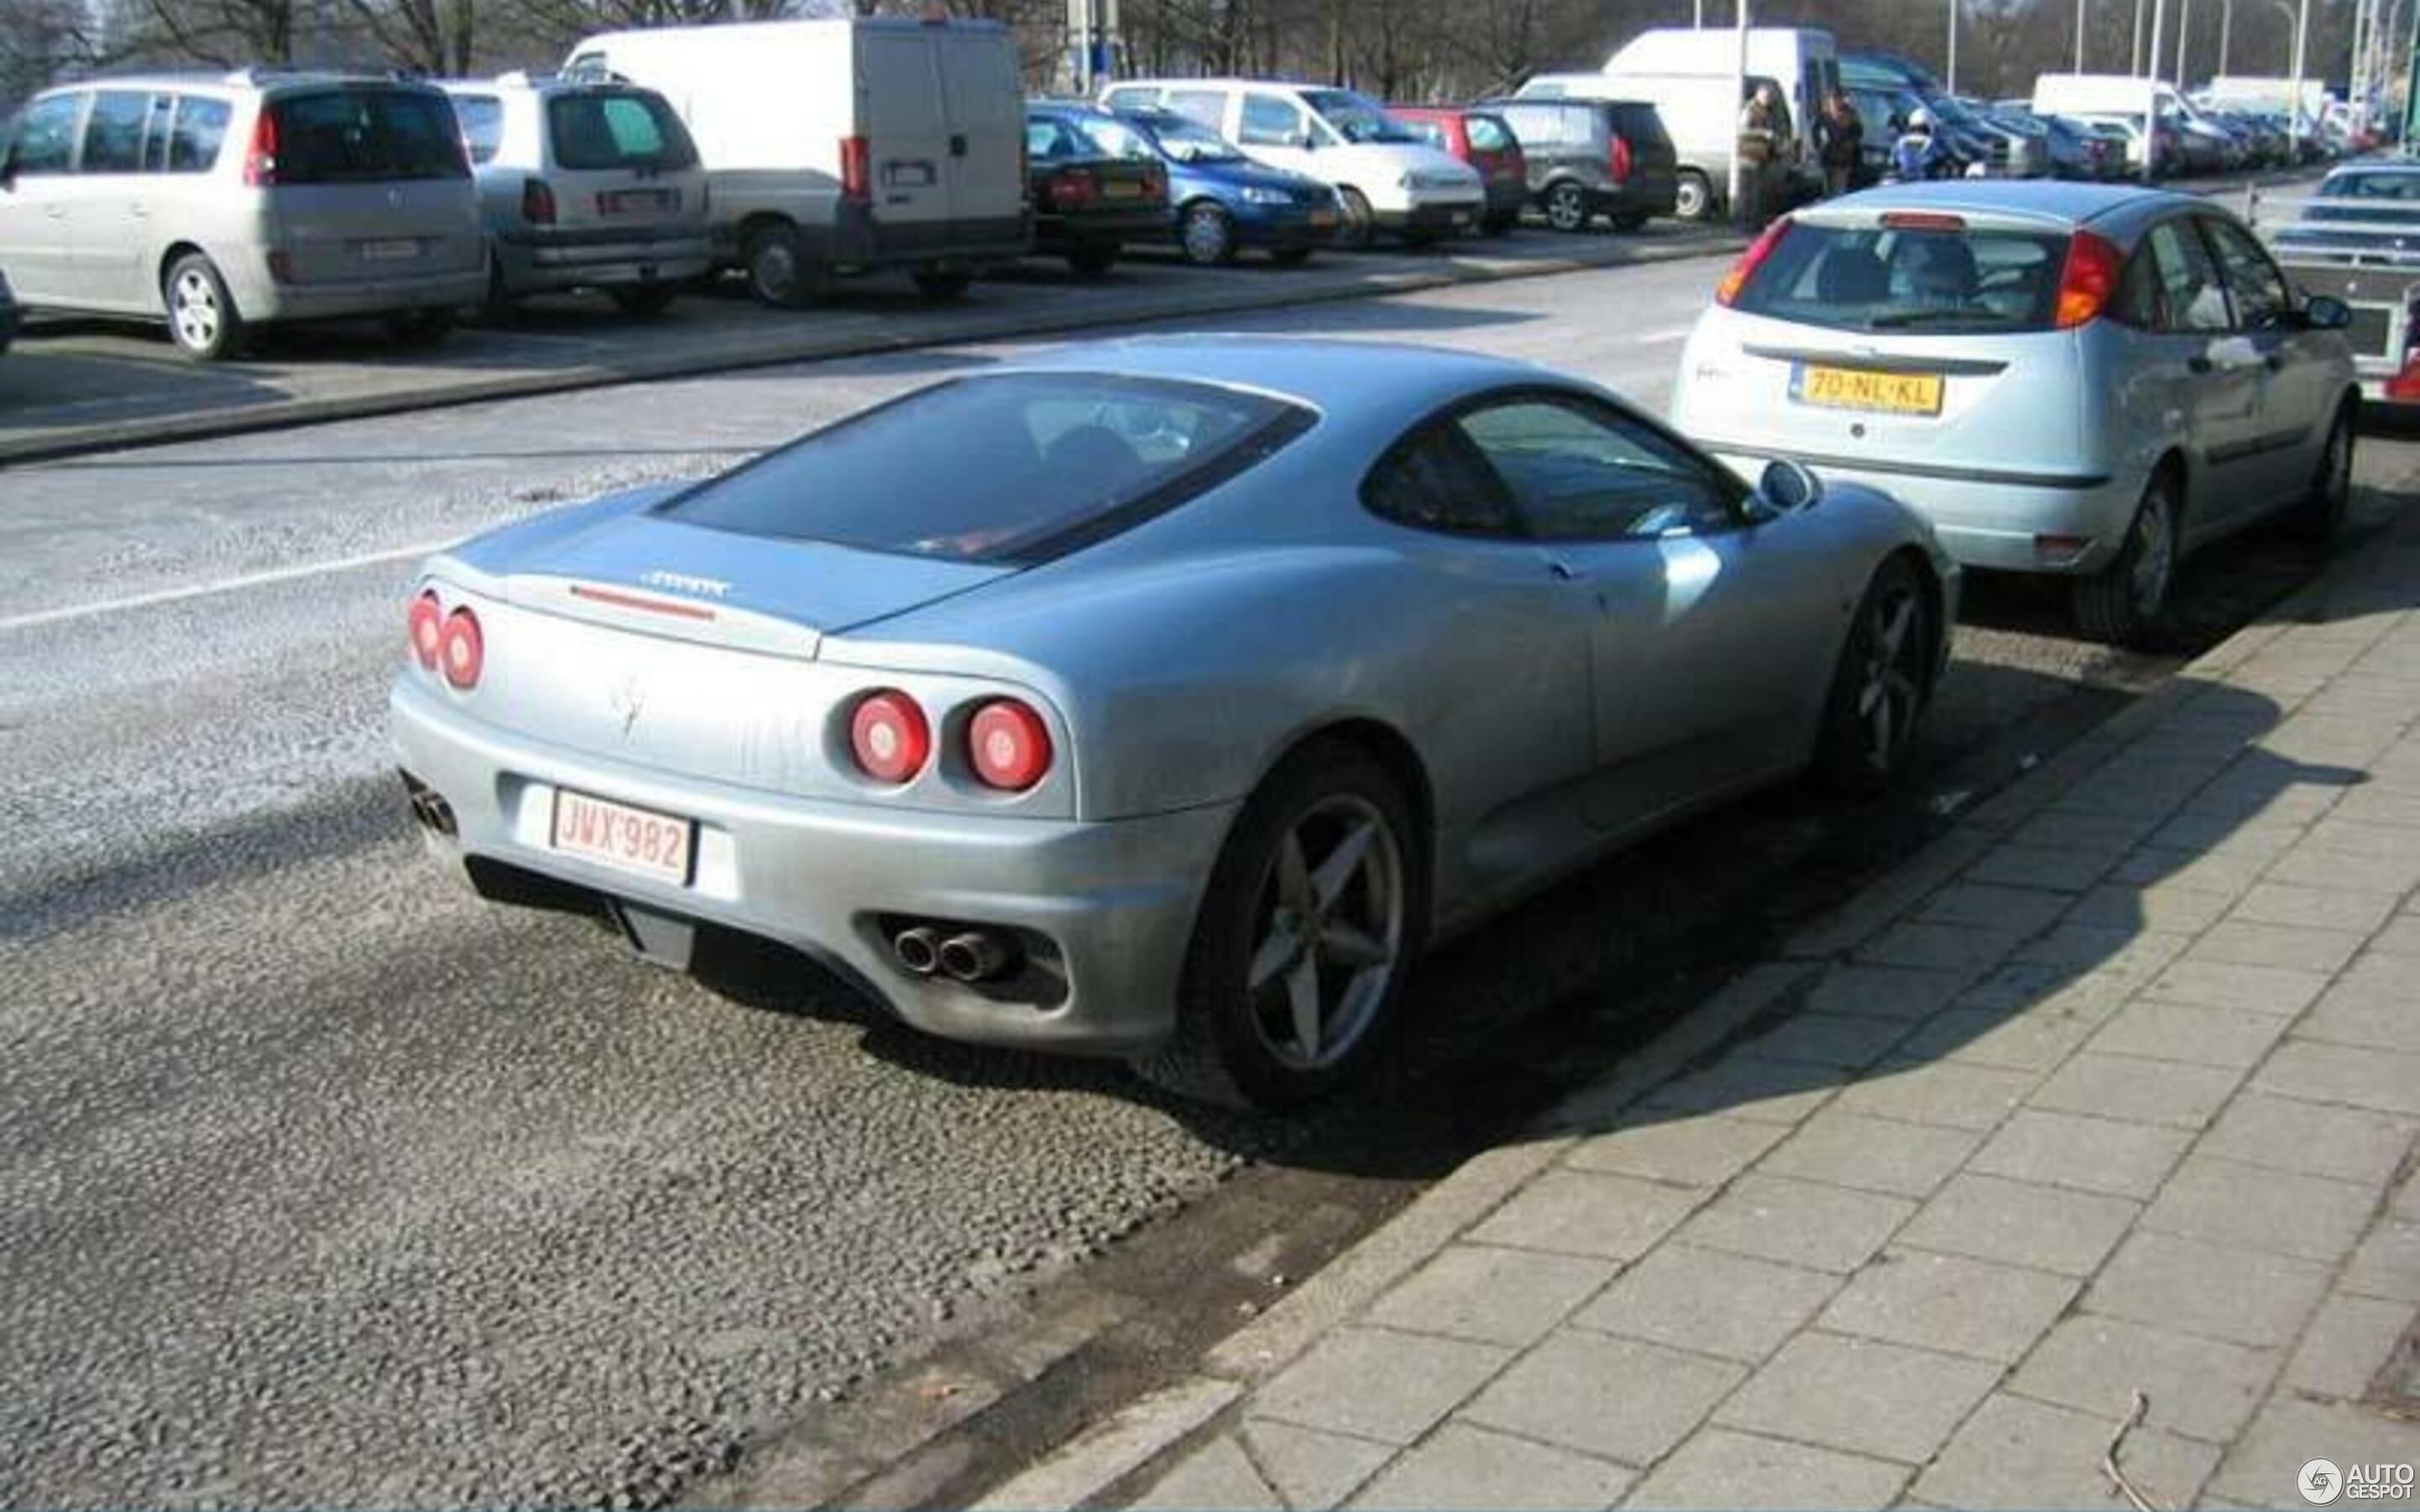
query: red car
[{"left": 1386, "top": 106, "right": 1528, "bottom": 234}]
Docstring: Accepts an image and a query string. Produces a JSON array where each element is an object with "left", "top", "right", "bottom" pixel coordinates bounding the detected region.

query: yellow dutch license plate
[{"left": 1793, "top": 365, "right": 1944, "bottom": 417}]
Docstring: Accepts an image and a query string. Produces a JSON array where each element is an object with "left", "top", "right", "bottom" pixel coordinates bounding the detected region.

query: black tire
[
  {"left": 2072, "top": 470, "right": 2183, "bottom": 647},
  {"left": 912, "top": 265, "right": 974, "bottom": 300},
  {"left": 1544, "top": 180, "right": 1591, "bottom": 233},
  {"left": 743, "top": 222, "right": 824, "bottom": 308},
  {"left": 1269, "top": 245, "right": 1317, "bottom": 266},
  {"left": 163, "top": 252, "right": 246, "bottom": 361},
  {"left": 1129, "top": 740, "right": 1425, "bottom": 1111},
  {"left": 1674, "top": 170, "right": 1715, "bottom": 223},
  {"left": 1812, "top": 556, "right": 1934, "bottom": 794},
  {"left": 1180, "top": 202, "right": 1239, "bottom": 266},
  {"left": 1066, "top": 243, "right": 1119, "bottom": 278},
  {"left": 1334, "top": 187, "right": 1376, "bottom": 249},
  {"left": 385, "top": 309, "right": 455, "bottom": 347},
  {"left": 1481, "top": 209, "right": 1522, "bottom": 235},
  {"left": 2279, "top": 401, "right": 2355, "bottom": 542},
  {"left": 609, "top": 283, "right": 680, "bottom": 318},
  {"left": 479, "top": 254, "right": 518, "bottom": 323}
]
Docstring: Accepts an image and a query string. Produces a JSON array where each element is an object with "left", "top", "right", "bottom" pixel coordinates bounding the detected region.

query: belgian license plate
[
  {"left": 1452, "top": 211, "right": 1472, "bottom": 226},
  {"left": 1793, "top": 365, "right": 1944, "bottom": 417},
  {"left": 1102, "top": 179, "right": 1140, "bottom": 198},
  {"left": 550, "top": 788, "right": 695, "bottom": 885},
  {"left": 602, "top": 189, "right": 674, "bottom": 214},
  {"left": 360, "top": 238, "right": 420, "bottom": 261}
]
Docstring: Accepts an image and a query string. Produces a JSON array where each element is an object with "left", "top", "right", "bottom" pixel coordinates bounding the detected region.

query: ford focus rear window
[
  {"left": 1732, "top": 222, "right": 2068, "bottom": 334},
  {"left": 270, "top": 88, "right": 467, "bottom": 181},
  {"left": 658, "top": 375, "right": 1313, "bottom": 565},
  {"left": 546, "top": 92, "right": 697, "bottom": 171}
]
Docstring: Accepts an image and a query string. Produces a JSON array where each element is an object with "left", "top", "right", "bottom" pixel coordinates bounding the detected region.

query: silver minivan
[
  {"left": 0, "top": 71, "right": 485, "bottom": 360},
  {"left": 442, "top": 73, "right": 709, "bottom": 317}
]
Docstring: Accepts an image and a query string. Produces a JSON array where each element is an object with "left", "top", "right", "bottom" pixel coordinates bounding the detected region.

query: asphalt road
[{"left": 1, "top": 249, "right": 2403, "bottom": 1508}]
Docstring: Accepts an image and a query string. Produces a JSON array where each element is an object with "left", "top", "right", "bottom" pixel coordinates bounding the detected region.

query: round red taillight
[
  {"left": 408, "top": 590, "right": 443, "bottom": 669},
  {"left": 439, "top": 607, "right": 483, "bottom": 690},
  {"left": 968, "top": 700, "right": 1052, "bottom": 792},
  {"left": 850, "top": 690, "right": 931, "bottom": 784}
]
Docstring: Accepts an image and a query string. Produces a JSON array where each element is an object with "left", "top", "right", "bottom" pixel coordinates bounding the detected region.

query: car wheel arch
[
  {"left": 1247, "top": 716, "right": 1436, "bottom": 876},
  {"left": 1887, "top": 544, "right": 1952, "bottom": 696},
  {"left": 155, "top": 241, "right": 211, "bottom": 311}
]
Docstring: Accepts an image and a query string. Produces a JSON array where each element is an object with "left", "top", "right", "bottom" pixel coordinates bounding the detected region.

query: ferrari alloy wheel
[
  {"left": 1814, "top": 557, "right": 1933, "bottom": 793},
  {"left": 1134, "top": 741, "right": 1423, "bottom": 1110}
]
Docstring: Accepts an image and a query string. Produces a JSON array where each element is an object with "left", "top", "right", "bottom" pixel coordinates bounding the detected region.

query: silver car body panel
[
  {"left": 393, "top": 338, "right": 1956, "bottom": 1054},
  {"left": 1672, "top": 181, "right": 2359, "bottom": 575}
]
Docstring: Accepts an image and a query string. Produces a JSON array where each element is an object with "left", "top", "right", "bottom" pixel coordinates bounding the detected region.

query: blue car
[{"left": 1116, "top": 108, "right": 1341, "bottom": 266}]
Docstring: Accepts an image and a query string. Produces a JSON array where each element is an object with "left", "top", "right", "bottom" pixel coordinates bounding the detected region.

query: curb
[
  {"left": 972, "top": 517, "right": 2375, "bottom": 1511},
  {"left": 0, "top": 233, "right": 1742, "bottom": 468}
]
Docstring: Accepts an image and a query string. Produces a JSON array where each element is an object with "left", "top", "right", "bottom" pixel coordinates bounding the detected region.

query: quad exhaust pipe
[{"left": 889, "top": 923, "right": 1020, "bottom": 984}]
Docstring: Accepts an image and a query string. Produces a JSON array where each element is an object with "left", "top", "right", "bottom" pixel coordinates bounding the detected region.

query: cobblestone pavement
[{"left": 986, "top": 507, "right": 2420, "bottom": 1511}]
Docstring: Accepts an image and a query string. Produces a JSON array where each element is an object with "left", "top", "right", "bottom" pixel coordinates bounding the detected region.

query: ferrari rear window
[
  {"left": 1732, "top": 222, "right": 2069, "bottom": 334},
  {"left": 657, "top": 374, "right": 1311, "bottom": 565}
]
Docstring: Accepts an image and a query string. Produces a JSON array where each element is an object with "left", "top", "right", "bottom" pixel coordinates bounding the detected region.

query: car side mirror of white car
[{"left": 1758, "top": 458, "right": 1823, "bottom": 515}]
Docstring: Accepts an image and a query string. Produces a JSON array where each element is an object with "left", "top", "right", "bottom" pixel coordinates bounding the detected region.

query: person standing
[
  {"left": 1736, "top": 81, "right": 1785, "bottom": 226},
  {"left": 1818, "top": 90, "right": 1864, "bottom": 197}
]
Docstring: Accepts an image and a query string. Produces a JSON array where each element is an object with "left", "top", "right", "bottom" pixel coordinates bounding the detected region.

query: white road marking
[
  {"left": 0, "top": 538, "right": 455, "bottom": 634},
  {"left": 1637, "top": 327, "right": 1696, "bottom": 344}
]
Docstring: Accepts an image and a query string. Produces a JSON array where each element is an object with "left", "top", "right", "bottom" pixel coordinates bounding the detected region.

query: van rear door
[
  {"left": 260, "top": 86, "right": 483, "bottom": 285},
  {"left": 937, "top": 28, "right": 1026, "bottom": 233},
  {"left": 857, "top": 28, "right": 951, "bottom": 248}
]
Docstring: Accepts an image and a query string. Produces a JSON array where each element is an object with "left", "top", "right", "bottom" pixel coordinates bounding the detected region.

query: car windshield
[
  {"left": 267, "top": 87, "right": 467, "bottom": 182},
  {"left": 1731, "top": 222, "right": 2070, "bottom": 335},
  {"left": 1301, "top": 89, "right": 1421, "bottom": 144},
  {"left": 1139, "top": 113, "right": 1245, "bottom": 163},
  {"left": 1064, "top": 112, "right": 1157, "bottom": 160},
  {"left": 656, "top": 375, "right": 1308, "bottom": 565},
  {"left": 546, "top": 90, "right": 698, "bottom": 171},
  {"left": 2321, "top": 172, "right": 2420, "bottom": 200}
]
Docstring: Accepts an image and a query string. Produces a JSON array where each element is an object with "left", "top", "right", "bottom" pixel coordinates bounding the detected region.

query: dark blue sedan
[{"left": 1116, "top": 108, "right": 1341, "bottom": 266}]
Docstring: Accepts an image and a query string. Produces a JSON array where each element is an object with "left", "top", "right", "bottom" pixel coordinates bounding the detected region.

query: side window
[
  {"left": 10, "top": 94, "right": 83, "bottom": 175},
  {"left": 1362, "top": 423, "right": 1521, "bottom": 538},
  {"left": 1026, "top": 118, "right": 1072, "bottom": 159},
  {"left": 142, "top": 95, "right": 173, "bottom": 171},
  {"left": 79, "top": 90, "right": 150, "bottom": 173},
  {"left": 2144, "top": 219, "right": 2231, "bottom": 333},
  {"left": 1458, "top": 397, "right": 1742, "bottom": 541},
  {"left": 1465, "top": 114, "right": 1514, "bottom": 152},
  {"left": 167, "top": 97, "right": 232, "bottom": 172},
  {"left": 2107, "top": 244, "right": 2164, "bottom": 329},
  {"left": 1238, "top": 92, "right": 1305, "bottom": 146},
  {"left": 453, "top": 95, "right": 503, "bottom": 165},
  {"left": 2202, "top": 218, "right": 2292, "bottom": 330},
  {"left": 1402, "top": 118, "right": 1447, "bottom": 150},
  {"left": 1167, "top": 89, "right": 1225, "bottom": 129},
  {"left": 1102, "top": 87, "right": 1155, "bottom": 113}
]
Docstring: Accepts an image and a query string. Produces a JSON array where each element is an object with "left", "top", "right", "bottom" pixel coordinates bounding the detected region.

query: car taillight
[
  {"left": 522, "top": 177, "right": 556, "bottom": 225},
  {"left": 1715, "top": 216, "right": 1791, "bottom": 307},
  {"left": 2054, "top": 229, "right": 2123, "bottom": 329},
  {"left": 850, "top": 690, "right": 930, "bottom": 784},
  {"left": 967, "top": 700, "right": 1052, "bottom": 791},
  {"left": 439, "top": 607, "right": 483, "bottom": 690},
  {"left": 839, "top": 134, "right": 871, "bottom": 202},
  {"left": 243, "top": 107, "right": 279, "bottom": 186},
  {"left": 2386, "top": 348, "right": 2420, "bottom": 402},
  {"left": 1049, "top": 170, "right": 1098, "bottom": 209},
  {"left": 408, "top": 590, "right": 443, "bottom": 669},
  {"left": 1610, "top": 134, "right": 1634, "bottom": 184}
]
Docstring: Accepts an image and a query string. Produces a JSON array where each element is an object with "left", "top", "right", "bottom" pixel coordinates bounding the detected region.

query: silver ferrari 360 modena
[{"left": 392, "top": 337, "right": 1959, "bottom": 1108}]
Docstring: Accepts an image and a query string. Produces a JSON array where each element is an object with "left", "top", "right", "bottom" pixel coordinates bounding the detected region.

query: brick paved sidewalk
[{"left": 987, "top": 512, "right": 2420, "bottom": 1511}]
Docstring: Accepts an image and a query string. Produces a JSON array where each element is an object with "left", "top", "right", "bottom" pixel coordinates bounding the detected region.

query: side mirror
[
  {"left": 1292, "top": 131, "right": 1317, "bottom": 150},
  {"left": 2303, "top": 293, "right": 2352, "bottom": 330},
  {"left": 1759, "top": 458, "right": 1823, "bottom": 513}
]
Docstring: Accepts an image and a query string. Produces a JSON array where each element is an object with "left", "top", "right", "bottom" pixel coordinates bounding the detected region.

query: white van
[
  {"left": 562, "top": 18, "right": 1028, "bottom": 306},
  {"left": 1098, "top": 79, "right": 1482, "bottom": 246},
  {"left": 1600, "top": 27, "right": 1839, "bottom": 207},
  {"left": 2032, "top": 75, "right": 2185, "bottom": 171}
]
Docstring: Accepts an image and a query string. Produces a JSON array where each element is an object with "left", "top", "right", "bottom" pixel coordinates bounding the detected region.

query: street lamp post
[
  {"left": 1949, "top": 0, "right": 1960, "bottom": 92},
  {"left": 1728, "top": 0, "right": 1749, "bottom": 221},
  {"left": 2178, "top": 0, "right": 2194, "bottom": 85},
  {"left": 2275, "top": 0, "right": 2307, "bottom": 153},
  {"left": 2134, "top": 0, "right": 2149, "bottom": 71},
  {"left": 2078, "top": 0, "right": 2091, "bottom": 69},
  {"left": 2219, "top": 0, "right": 2232, "bottom": 75}
]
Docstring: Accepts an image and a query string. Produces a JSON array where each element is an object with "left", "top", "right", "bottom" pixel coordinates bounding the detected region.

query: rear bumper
[
  {"left": 244, "top": 265, "right": 489, "bottom": 323},
  {"left": 1591, "top": 180, "right": 1679, "bottom": 218},
  {"left": 496, "top": 228, "right": 713, "bottom": 292},
  {"left": 1228, "top": 201, "right": 1338, "bottom": 246},
  {"left": 1706, "top": 441, "right": 2138, "bottom": 575},
  {"left": 1035, "top": 207, "right": 1174, "bottom": 249},
  {"left": 390, "top": 677, "right": 1231, "bottom": 1057}
]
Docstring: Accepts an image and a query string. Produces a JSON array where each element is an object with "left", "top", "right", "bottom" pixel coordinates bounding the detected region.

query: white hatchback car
[{"left": 1670, "top": 181, "right": 2359, "bottom": 644}]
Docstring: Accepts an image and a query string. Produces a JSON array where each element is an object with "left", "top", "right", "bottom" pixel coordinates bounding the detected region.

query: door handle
[
  {"left": 950, "top": 134, "right": 968, "bottom": 157},
  {"left": 129, "top": 202, "right": 148, "bottom": 218},
  {"left": 1547, "top": 559, "right": 1586, "bottom": 582},
  {"left": 43, "top": 204, "right": 66, "bottom": 218}
]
